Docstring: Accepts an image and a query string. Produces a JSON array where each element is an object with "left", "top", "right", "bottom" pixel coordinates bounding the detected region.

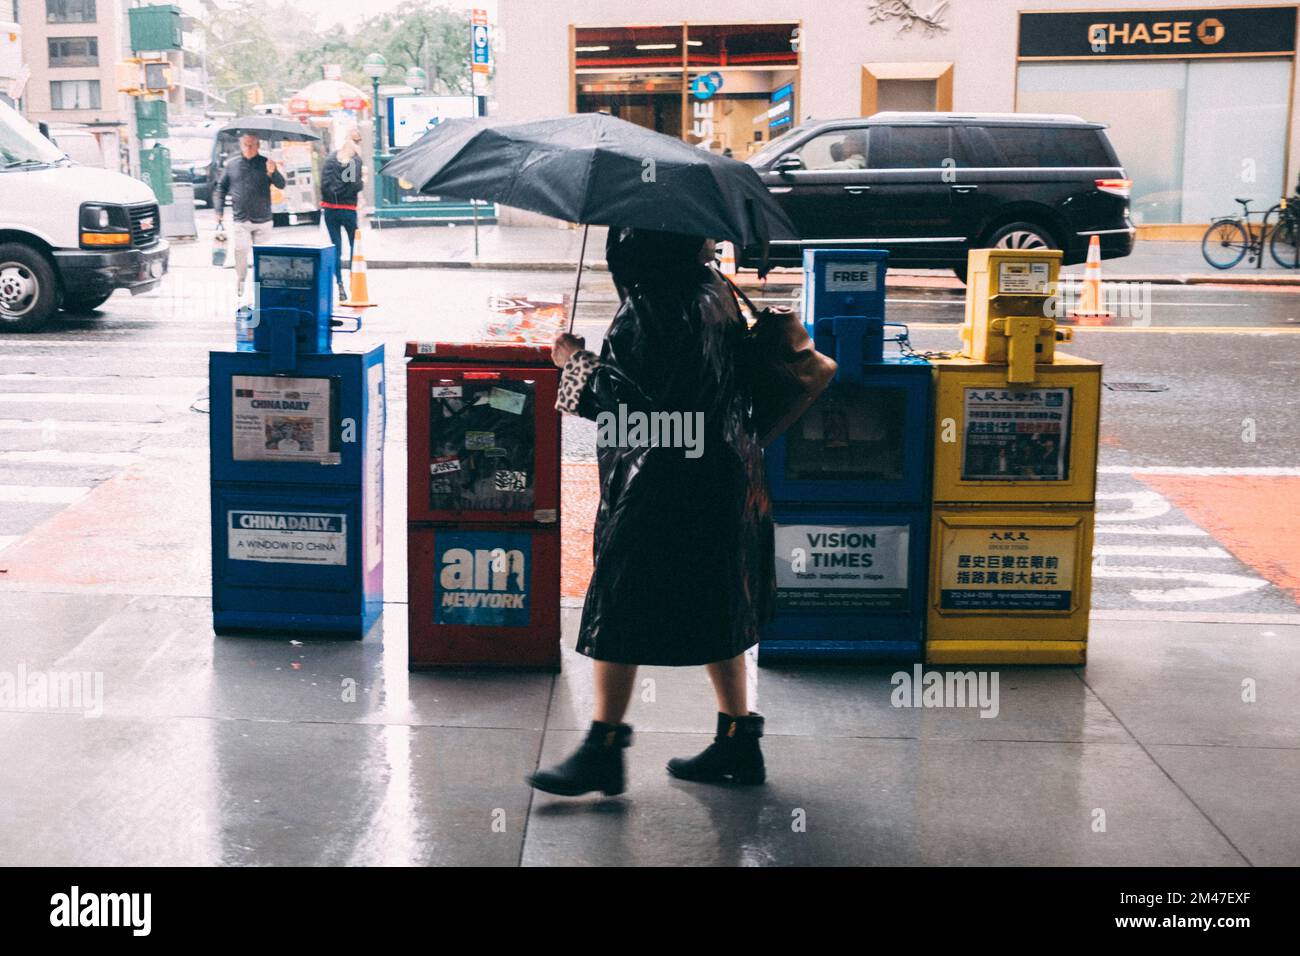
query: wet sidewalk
[{"left": 0, "top": 587, "right": 1295, "bottom": 865}]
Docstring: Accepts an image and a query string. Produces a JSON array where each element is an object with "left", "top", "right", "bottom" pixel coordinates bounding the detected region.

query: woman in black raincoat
[{"left": 527, "top": 227, "right": 775, "bottom": 798}]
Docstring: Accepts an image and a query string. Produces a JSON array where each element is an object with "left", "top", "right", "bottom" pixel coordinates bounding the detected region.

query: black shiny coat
[{"left": 569, "top": 229, "right": 775, "bottom": 666}]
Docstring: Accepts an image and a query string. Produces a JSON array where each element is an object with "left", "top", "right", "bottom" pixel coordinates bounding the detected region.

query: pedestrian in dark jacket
[
  {"left": 212, "top": 133, "right": 286, "bottom": 298},
  {"left": 320, "top": 125, "right": 364, "bottom": 299},
  {"left": 528, "top": 227, "right": 776, "bottom": 798}
]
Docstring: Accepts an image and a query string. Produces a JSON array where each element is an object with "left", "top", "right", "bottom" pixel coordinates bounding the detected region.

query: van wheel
[
  {"left": 0, "top": 244, "right": 60, "bottom": 333},
  {"left": 61, "top": 290, "right": 114, "bottom": 313}
]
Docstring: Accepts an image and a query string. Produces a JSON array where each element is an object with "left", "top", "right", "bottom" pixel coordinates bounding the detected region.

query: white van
[{"left": 0, "top": 99, "right": 169, "bottom": 331}]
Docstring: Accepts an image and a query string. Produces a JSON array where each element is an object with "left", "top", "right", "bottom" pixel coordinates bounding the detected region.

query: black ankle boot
[
  {"left": 667, "top": 712, "right": 766, "bottom": 785},
  {"left": 527, "top": 721, "right": 633, "bottom": 797}
]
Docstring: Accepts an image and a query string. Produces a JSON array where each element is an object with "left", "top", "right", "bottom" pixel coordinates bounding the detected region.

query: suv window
[
  {"left": 871, "top": 126, "right": 954, "bottom": 169},
  {"left": 795, "top": 128, "right": 870, "bottom": 170},
  {"left": 965, "top": 126, "right": 1113, "bottom": 168}
]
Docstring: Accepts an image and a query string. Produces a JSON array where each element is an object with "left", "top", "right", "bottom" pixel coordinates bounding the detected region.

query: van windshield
[{"left": 0, "top": 99, "right": 67, "bottom": 167}]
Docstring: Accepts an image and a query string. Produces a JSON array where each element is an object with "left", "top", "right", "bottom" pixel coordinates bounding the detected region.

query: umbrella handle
[{"left": 568, "top": 222, "right": 589, "bottom": 335}]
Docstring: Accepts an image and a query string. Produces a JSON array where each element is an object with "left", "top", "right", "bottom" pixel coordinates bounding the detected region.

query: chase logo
[{"left": 434, "top": 531, "right": 531, "bottom": 626}]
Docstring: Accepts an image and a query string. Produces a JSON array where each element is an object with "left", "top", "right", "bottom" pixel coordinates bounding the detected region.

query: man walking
[{"left": 212, "top": 133, "right": 286, "bottom": 297}]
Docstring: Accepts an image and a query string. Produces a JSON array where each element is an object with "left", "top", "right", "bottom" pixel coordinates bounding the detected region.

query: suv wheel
[
  {"left": 990, "top": 221, "right": 1056, "bottom": 252},
  {"left": 0, "top": 243, "right": 60, "bottom": 333},
  {"left": 953, "top": 221, "right": 1059, "bottom": 283}
]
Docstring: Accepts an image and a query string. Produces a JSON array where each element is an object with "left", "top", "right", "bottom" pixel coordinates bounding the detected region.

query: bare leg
[
  {"left": 705, "top": 652, "right": 748, "bottom": 716},
  {"left": 593, "top": 661, "right": 638, "bottom": 724}
]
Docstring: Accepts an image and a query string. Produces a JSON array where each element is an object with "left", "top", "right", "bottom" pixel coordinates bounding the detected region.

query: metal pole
[
  {"left": 469, "top": 17, "right": 480, "bottom": 259},
  {"left": 372, "top": 75, "right": 382, "bottom": 229},
  {"left": 568, "top": 223, "right": 589, "bottom": 333}
]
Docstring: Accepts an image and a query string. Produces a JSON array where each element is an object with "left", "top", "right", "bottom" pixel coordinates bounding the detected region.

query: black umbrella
[
  {"left": 381, "top": 113, "right": 796, "bottom": 324},
  {"left": 217, "top": 115, "right": 321, "bottom": 142}
]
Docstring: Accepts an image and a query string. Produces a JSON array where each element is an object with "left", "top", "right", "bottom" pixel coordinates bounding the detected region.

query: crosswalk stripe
[
  {"left": 0, "top": 485, "right": 88, "bottom": 504},
  {"left": 0, "top": 392, "right": 195, "bottom": 406},
  {"left": 1098, "top": 466, "right": 1300, "bottom": 476},
  {"left": 1093, "top": 524, "right": 1208, "bottom": 536},
  {"left": 1093, "top": 544, "right": 1232, "bottom": 559},
  {"left": 0, "top": 374, "right": 206, "bottom": 386},
  {"left": 0, "top": 339, "right": 228, "bottom": 349},
  {"left": 0, "top": 419, "right": 183, "bottom": 433},
  {"left": 0, "top": 450, "right": 140, "bottom": 466}
]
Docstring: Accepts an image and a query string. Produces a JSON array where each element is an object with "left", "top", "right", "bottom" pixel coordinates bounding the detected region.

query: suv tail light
[{"left": 1095, "top": 178, "right": 1132, "bottom": 198}]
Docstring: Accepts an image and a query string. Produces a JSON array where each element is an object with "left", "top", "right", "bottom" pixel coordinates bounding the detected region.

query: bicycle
[
  {"left": 1268, "top": 199, "right": 1300, "bottom": 268},
  {"left": 1201, "top": 197, "right": 1299, "bottom": 269}
]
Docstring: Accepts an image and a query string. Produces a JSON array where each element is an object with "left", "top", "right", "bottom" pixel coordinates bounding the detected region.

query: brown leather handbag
[{"left": 718, "top": 270, "right": 838, "bottom": 448}]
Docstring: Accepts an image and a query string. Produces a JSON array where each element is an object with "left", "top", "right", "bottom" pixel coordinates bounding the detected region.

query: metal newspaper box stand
[
  {"left": 927, "top": 249, "right": 1101, "bottom": 665},
  {"left": 759, "top": 250, "right": 932, "bottom": 663},
  {"left": 210, "top": 245, "right": 385, "bottom": 636},
  {"left": 405, "top": 327, "right": 562, "bottom": 670}
]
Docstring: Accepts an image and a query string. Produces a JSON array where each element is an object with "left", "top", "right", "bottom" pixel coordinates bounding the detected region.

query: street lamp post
[{"left": 363, "top": 53, "right": 387, "bottom": 227}]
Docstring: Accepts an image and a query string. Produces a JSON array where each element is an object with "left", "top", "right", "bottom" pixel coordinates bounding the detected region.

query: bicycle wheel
[
  {"left": 1202, "top": 219, "right": 1249, "bottom": 269},
  {"left": 1270, "top": 211, "right": 1300, "bottom": 268}
]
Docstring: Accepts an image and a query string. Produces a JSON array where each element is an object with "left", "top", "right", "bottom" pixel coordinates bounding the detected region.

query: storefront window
[
  {"left": 1018, "top": 59, "right": 1289, "bottom": 224},
  {"left": 574, "top": 22, "right": 799, "bottom": 158}
]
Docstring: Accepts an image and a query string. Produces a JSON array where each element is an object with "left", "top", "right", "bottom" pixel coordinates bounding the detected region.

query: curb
[
  {"left": 365, "top": 257, "right": 1300, "bottom": 289},
  {"left": 368, "top": 258, "right": 609, "bottom": 272}
]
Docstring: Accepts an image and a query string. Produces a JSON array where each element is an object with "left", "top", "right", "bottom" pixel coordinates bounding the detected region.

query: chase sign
[{"left": 1018, "top": 6, "right": 1297, "bottom": 59}]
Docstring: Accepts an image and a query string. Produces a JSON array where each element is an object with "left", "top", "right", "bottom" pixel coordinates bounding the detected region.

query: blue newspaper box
[
  {"left": 759, "top": 251, "right": 931, "bottom": 663},
  {"left": 802, "top": 248, "right": 888, "bottom": 333},
  {"left": 209, "top": 245, "right": 385, "bottom": 636}
]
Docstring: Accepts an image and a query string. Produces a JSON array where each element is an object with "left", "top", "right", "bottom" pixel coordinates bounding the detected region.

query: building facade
[
  {"left": 496, "top": 0, "right": 1300, "bottom": 233},
  {"left": 16, "top": 0, "right": 206, "bottom": 129}
]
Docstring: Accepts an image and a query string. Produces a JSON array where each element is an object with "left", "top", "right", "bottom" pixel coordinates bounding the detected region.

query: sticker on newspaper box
[
  {"left": 939, "top": 524, "right": 1076, "bottom": 611},
  {"left": 228, "top": 510, "right": 347, "bottom": 566},
  {"left": 435, "top": 530, "right": 531, "bottom": 626},
  {"left": 430, "top": 456, "right": 461, "bottom": 476},
  {"left": 997, "top": 260, "right": 1049, "bottom": 294},
  {"left": 774, "top": 523, "right": 909, "bottom": 611},
  {"left": 231, "top": 375, "right": 339, "bottom": 465},
  {"left": 488, "top": 387, "right": 527, "bottom": 414}
]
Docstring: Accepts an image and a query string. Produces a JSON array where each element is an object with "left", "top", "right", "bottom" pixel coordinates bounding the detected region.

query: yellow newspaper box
[
  {"left": 930, "top": 354, "right": 1101, "bottom": 505},
  {"left": 960, "top": 249, "right": 1071, "bottom": 383},
  {"left": 924, "top": 247, "right": 1103, "bottom": 665},
  {"left": 927, "top": 506, "right": 1094, "bottom": 664}
]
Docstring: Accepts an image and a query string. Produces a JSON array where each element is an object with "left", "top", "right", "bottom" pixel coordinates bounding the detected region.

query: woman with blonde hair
[{"left": 320, "top": 123, "right": 365, "bottom": 299}]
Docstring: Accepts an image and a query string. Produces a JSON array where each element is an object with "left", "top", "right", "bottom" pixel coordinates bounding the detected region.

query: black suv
[{"left": 743, "top": 112, "right": 1134, "bottom": 279}]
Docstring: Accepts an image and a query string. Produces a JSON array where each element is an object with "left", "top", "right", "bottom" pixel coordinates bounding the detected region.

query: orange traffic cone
[
  {"left": 340, "top": 230, "right": 376, "bottom": 309},
  {"left": 1069, "top": 234, "right": 1112, "bottom": 323},
  {"left": 718, "top": 240, "right": 737, "bottom": 276}
]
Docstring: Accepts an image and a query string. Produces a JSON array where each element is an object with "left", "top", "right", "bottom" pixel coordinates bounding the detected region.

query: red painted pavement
[
  {"left": 560, "top": 463, "right": 598, "bottom": 599},
  {"left": 1137, "top": 474, "right": 1300, "bottom": 603}
]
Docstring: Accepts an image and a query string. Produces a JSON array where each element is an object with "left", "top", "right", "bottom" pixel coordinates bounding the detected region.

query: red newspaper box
[{"left": 406, "top": 334, "right": 562, "bottom": 669}]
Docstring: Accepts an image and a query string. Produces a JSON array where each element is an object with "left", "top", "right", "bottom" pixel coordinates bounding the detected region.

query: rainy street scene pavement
[{"left": 0, "top": 4, "right": 1298, "bottom": 925}]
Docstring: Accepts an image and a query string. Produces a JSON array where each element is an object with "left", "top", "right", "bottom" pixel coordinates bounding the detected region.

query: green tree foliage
[{"left": 204, "top": 1, "right": 474, "bottom": 113}]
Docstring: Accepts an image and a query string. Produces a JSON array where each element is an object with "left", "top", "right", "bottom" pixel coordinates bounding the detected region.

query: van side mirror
[{"left": 773, "top": 153, "right": 803, "bottom": 174}]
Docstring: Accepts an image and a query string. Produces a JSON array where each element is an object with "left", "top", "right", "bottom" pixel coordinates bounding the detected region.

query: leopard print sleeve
[{"left": 555, "top": 349, "right": 601, "bottom": 415}]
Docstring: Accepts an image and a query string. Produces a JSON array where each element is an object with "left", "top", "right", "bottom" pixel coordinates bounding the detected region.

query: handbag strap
[{"left": 712, "top": 266, "right": 761, "bottom": 321}]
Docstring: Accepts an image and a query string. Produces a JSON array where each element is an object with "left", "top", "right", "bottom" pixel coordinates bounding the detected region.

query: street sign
[{"left": 471, "top": 9, "right": 490, "bottom": 74}]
